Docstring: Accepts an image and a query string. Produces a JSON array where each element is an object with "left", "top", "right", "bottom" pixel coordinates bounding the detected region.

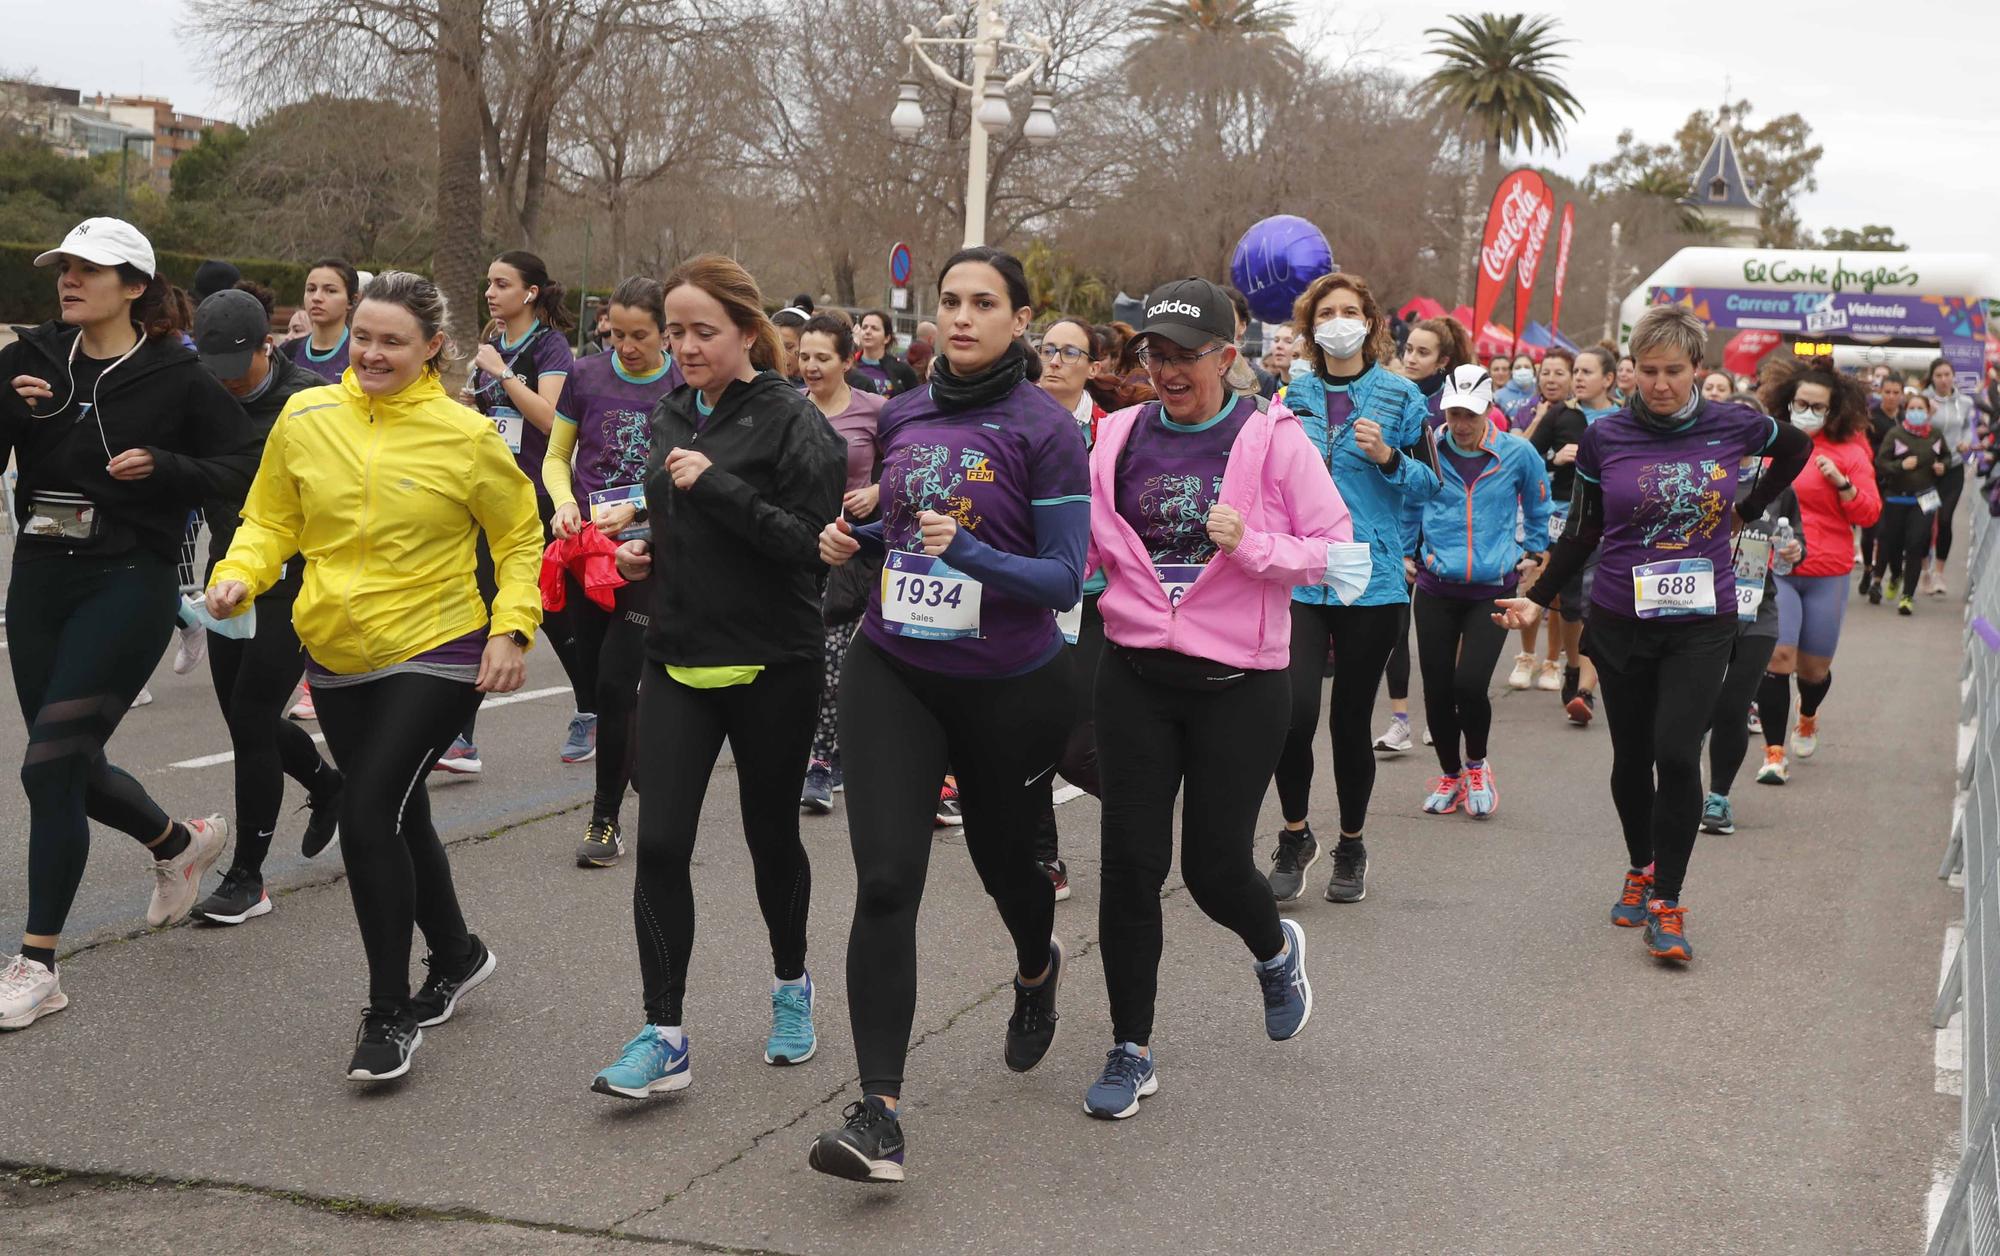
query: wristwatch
[{"left": 507, "top": 630, "right": 530, "bottom": 648}]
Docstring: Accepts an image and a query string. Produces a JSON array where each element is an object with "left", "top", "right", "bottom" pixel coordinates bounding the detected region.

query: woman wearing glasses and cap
[
  {"left": 1078, "top": 278, "right": 1354, "bottom": 1121},
  {"left": 0, "top": 218, "right": 261, "bottom": 1030}
]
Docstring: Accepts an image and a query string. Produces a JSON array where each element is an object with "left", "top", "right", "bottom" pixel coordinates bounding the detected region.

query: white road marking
[
  {"left": 1938, "top": 922, "right": 1965, "bottom": 1096},
  {"left": 170, "top": 686, "right": 573, "bottom": 769}
]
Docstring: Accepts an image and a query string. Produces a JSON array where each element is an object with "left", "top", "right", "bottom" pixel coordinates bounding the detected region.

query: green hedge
[{"left": 0, "top": 242, "right": 311, "bottom": 323}]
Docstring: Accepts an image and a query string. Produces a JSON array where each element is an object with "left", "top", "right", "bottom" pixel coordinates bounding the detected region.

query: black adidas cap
[{"left": 1134, "top": 278, "right": 1237, "bottom": 351}]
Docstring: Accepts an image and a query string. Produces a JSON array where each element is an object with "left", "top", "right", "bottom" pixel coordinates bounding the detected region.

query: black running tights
[
  {"left": 1384, "top": 599, "right": 1412, "bottom": 702},
  {"left": 1274, "top": 600, "right": 1404, "bottom": 835},
  {"left": 1412, "top": 588, "right": 1509, "bottom": 775},
  {"left": 565, "top": 579, "right": 647, "bottom": 822},
  {"left": 1935, "top": 464, "right": 1965, "bottom": 564},
  {"left": 206, "top": 591, "right": 333, "bottom": 877},
  {"left": 1585, "top": 614, "right": 1735, "bottom": 903},
  {"left": 1097, "top": 650, "right": 1287, "bottom": 1046},
  {"left": 1034, "top": 593, "right": 1104, "bottom": 863},
  {"left": 312, "top": 672, "right": 484, "bottom": 1012},
  {"left": 841, "top": 635, "right": 1069, "bottom": 1098},
  {"left": 1705, "top": 629, "right": 1776, "bottom": 797},
  {"left": 11, "top": 557, "right": 178, "bottom": 938},
  {"left": 631, "top": 659, "right": 818, "bottom": 1026},
  {"left": 1872, "top": 501, "right": 1933, "bottom": 592}
]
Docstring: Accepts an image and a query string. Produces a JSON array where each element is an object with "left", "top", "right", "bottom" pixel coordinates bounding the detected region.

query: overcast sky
[{"left": 5, "top": 0, "right": 1993, "bottom": 254}]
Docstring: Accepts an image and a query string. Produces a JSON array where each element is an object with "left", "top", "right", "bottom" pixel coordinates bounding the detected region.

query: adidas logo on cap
[{"left": 1147, "top": 300, "right": 1203, "bottom": 319}]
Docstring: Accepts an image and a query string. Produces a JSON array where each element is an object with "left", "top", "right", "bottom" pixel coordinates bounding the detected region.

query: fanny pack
[
  {"left": 23, "top": 491, "right": 100, "bottom": 541},
  {"left": 1110, "top": 642, "right": 1250, "bottom": 692}
]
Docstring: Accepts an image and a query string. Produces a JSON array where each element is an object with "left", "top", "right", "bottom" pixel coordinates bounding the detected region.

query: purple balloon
[{"left": 1230, "top": 216, "right": 1335, "bottom": 325}]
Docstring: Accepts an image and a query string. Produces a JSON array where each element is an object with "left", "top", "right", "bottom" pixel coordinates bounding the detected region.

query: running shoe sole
[
  {"left": 576, "top": 840, "right": 624, "bottom": 868},
  {"left": 432, "top": 758, "right": 483, "bottom": 775},
  {"left": 1699, "top": 816, "right": 1736, "bottom": 836},
  {"left": 1270, "top": 845, "right": 1319, "bottom": 904},
  {"left": 592, "top": 1070, "right": 692, "bottom": 1099},
  {"left": 0, "top": 990, "right": 68, "bottom": 1031},
  {"left": 765, "top": 1039, "right": 816, "bottom": 1066},
  {"left": 347, "top": 1028, "right": 422, "bottom": 1081},
  {"left": 1565, "top": 696, "right": 1593, "bottom": 725},
  {"left": 807, "top": 1138, "right": 904, "bottom": 1183},
  {"left": 1051, "top": 879, "right": 1071, "bottom": 902},
  {"left": 561, "top": 749, "right": 597, "bottom": 764},
  {"left": 416, "top": 947, "right": 497, "bottom": 1027},
  {"left": 198, "top": 894, "right": 273, "bottom": 926},
  {"left": 1647, "top": 938, "right": 1692, "bottom": 963},
  {"left": 801, "top": 795, "right": 832, "bottom": 816},
  {"left": 1085, "top": 1071, "right": 1159, "bottom": 1120}
]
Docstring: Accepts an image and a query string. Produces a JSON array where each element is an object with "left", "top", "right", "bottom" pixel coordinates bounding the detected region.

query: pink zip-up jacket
[{"left": 1088, "top": 397, "right": 1352, "bottom": 670}]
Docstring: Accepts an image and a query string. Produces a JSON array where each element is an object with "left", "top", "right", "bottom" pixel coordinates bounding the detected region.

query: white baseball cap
[
  {"left": 1439, "top": 362, "right": 1495, "bottom": 414},
  {"left": 34, "top": 217, "right": 157, "bottom": 278}
]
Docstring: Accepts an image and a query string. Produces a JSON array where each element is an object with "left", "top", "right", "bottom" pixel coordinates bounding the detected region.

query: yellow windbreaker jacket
[{"left": 210, "top": 371, "right": 543, "bottom": 675}]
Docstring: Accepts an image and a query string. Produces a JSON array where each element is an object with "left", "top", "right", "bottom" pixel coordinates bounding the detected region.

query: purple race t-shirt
[
  {"left": 1579, "top": 400, "right": 1778, "bottom": 621},
  {"left": 861, "top": 381, "right": 1090, "bottom": 677},
  {"left": 555, "top": 353, "right": 681, "bottom": 499},
  {"left": 854, "top": 358, "right": 894, "bottom": 396},
  {"left": 282, "top": 328, "right": 350, "bottom": 385},
  {"left": 472, "top": 322, "right": 575, "bottom": 490},
  {"left": 822, "top": 388, "right": 886, "bottom": 493},
  {"left": 1114, "top": 397, "right": 1252, "bottom": 563}
]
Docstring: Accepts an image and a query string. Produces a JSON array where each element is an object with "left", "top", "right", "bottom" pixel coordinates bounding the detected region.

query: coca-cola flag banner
[
  {"left": 1549, "top": 202, "right": 1576, "bottom": 333},
  {"left": 1511, "top": 177, "right": 1555, "bottom": 351},
  {"left": 1473, "top": 171, "right": 1545, "bottom": 340}
]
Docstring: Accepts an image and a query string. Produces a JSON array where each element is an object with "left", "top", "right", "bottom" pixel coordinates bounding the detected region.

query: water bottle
[{"left": 1771, "top": 517, "right": 1796, "bottom": 576}]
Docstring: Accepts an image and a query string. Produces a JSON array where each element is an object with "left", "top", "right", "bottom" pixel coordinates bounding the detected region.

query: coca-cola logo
[
  {"left": 1516, "top": 201, "right": 1555, "bottom": 290},
  {"left": 1480, "top": 182, "right": 1542, "bottom": 282}
]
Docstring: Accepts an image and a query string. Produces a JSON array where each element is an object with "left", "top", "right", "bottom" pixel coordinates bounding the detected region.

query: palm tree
[
  {"left": 1418, "top": 13, "right": 1582, "bottom": 182},
  {"left": 1132, "top": 0, "right": 1297, "bottom": 47}
]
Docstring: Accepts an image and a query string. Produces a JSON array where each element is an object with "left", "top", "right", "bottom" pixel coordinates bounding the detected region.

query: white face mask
[
  {"left": 1511, "top": 366, "right": 1536, "bottom": 389},
  {"left": 1314, "top": 318, "right": 1368, "bottom": 361},
  {"left": 1790, "top": 406, "right": 1825, "bottom": 435},
  {"left": 1288, "top": 357, "right": 1312, "bottom": 381}
]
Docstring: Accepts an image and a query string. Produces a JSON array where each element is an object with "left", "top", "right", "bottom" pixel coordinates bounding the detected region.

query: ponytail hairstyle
[
  {"left": 801, "top": 312, "right": 856, "bottom": 361},
  {"left": 662, "top": 253, "right": 784, "bottom": 373},
  {"left": 492, "top": 249, "right": 577, "bottom": 334},
  {"left": 308, "top": 257, "right": 362, "bottom": 317},
  {"left": 608, "top": 275, "right": 667, "bottom": 330},
  {"left": 117, "top": 265, "right": 177, "bottom": 340},
  {"left": 1414, "top": 315, "right": 1474, "bottom": 374},
  {"left": 360, "top": 270, "right": 456, "bottom": 373},
  {"left": 937, "top": 245, "right": 1037, "bottom": 376}
]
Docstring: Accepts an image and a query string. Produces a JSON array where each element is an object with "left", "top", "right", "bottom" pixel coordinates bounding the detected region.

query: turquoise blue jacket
[
  {"left": 1407, "top": 423, "right": 1552, "bottom": 586},
  {"left": 1285, "top": 365, "right": 1436, "bottom": 606}
]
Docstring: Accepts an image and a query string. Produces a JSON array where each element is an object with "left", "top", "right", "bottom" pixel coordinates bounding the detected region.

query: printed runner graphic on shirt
[
  {"left": 590, "top": 408, "right": 651, "bottom": 491},
  {"left": 885, "top": 442, "right": 984, "bottom": 539},
  {"left": 1138, "top": 471, "right": 1224, "bottom": 563},
  {"left": 1635, "top": 458, "right": 1729, "bottom": 549}
]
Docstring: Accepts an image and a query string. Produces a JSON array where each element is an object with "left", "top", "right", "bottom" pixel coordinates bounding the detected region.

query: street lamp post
[{"left": 888, "top": 0, "right": 1056, "bottom": 248}]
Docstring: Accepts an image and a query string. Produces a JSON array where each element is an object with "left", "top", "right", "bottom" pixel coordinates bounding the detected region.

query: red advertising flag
[
  {"left": 1549, "top": 202, "right": 1576, "bottom": 332},
  {"left": 1511, "top": 176, "right": 1555, "bottom": 349},
  {"left": 1473, "top": 170, "right": 1543, "bottom": 340}
]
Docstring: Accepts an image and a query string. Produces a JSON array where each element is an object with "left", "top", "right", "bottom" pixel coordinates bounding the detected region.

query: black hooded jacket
[
  {"left": 641, "top": 369, "right": 845, "bottom": 667},
  {"left": 0, "top": 321, "right": 261, "bottom": 563}
]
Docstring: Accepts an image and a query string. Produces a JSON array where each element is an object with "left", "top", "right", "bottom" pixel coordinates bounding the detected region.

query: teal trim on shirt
[
  {"left": 304, "top": 326, "right": 349, "bottom": 363},
  {"left": 1032, "top": 494, "right": 1091, "bottom": 506},
  {"left": 1160, "top": 398, "right": 1237, "bottom": 434},
  {"left": 499, "top": 319, "right": 541, "bottom": 352}
]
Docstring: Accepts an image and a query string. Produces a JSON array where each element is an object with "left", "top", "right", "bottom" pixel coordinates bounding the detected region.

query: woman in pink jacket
[{"left": 1079, "top": 279, "right": 1356, "bottom": 1122}]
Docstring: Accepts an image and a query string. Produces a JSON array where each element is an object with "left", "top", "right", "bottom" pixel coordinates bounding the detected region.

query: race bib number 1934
[{"left": 880, "top": 551, "right": 983, "bottom": 639}]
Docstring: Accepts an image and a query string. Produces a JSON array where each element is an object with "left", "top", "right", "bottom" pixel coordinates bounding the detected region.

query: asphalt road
[{"left": 0, "top": 534, "right": 1965, "bottom": 1255}]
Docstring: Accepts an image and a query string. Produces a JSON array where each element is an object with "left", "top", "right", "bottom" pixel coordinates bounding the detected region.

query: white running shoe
[
  {"left": 0, "top": 955, "right": 66, "bottom": 1030},
  {"left": 146, "top": 815, "right": 228, "bottom": 927},
  {"left": 130, "top": 687, "right": 154, "bottom": 709},
  {"left": 288, "top": 684, "right": 317, "bottom": 721},
  {"left": 1507, "top": 652, "right": 1535, "bottom": 690},
  {"left": 1372, "top": 718, "right": 1413, "bottom": 754},
  {"left": 1791, "top": 716, "right": 1819, "bottom": 760},
  {"left": 1535, "top": 657, "right": 1565, "bottom": 691},
  {"left": 172, "top": 621, "right": 207, "bottom": 675}
]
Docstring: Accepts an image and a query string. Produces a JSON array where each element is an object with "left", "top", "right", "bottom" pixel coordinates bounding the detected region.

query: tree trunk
[
  {"left": 520, "top": 112, "right": 551, "bottom": 247},
  {"left": 435, "top": 0, "right": 487, "bottom": 390},
  {"left": 832, "top": 246, "right": 855, "bottom": 307}
]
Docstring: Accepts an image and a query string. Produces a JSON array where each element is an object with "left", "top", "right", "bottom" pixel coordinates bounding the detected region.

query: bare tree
[{"left": 436, "top": 0, "right": 487, "bottom": 361}]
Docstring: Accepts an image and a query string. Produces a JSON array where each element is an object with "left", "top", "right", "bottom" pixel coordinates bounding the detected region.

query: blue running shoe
[
  {"left": 1644, "top": 899, "right": 1694, "bottom": 963},
  {"left": 767, "top": 973, "right": 817, "bottom": 1065},
  {"left": 1084, "top": 1044, "right": 1158, "bottom": 1120},
  {"left": 591, "top": 1026, "right": 690, "bottom": 1098},
  {"left": 1421, "top": 773, "right": 1464, "bottom": 815},
  {"left": 1611, "top": 868, "right": 1653, "bottom": 927},
  {"left": 1462, "top": 762, "right": 1497, "bottom": 818},
  {"left": 561, "top": 712, "right": 598, "bottom": 764},
  {"left": 1257, "top": 918, "right": 1313, "bottom": 1041},
  {"left": 800, "top": 762, "right": 833, "bottom": 815},
  {"left": 1699, "top": 792, "right": 1735, "bottom": 835}
]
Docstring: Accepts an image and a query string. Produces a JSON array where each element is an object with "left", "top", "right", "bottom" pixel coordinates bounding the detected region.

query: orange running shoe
[
  {"left": 1755, "top": 745, "right": 1788, "bottom": 785},
  {"left": 1644, "top": 899, "right": 1693, "bottom": 962},
  {"left": 1611, "top": 868, "right": 1653, "bottom": 927},
  {"left": 1792, "top": 714, "right": 1820, "bottom": 759}
]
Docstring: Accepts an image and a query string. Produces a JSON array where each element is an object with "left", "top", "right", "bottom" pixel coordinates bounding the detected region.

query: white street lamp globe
[
  {"left": 1024, "top": 91, "right": 1057, "bottom": 146},
  {"left": 976, "top": 80, "right": 1012, "bottom": 135},
  {"left": 890, "top": 81, "right": 925, "bottom": 138}
]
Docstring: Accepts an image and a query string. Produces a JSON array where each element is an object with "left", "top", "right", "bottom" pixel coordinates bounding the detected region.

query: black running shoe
[
  {"left": 1004, "top": 937, "right": 1063, "bottom": 1072},
  {"left": 576, "top": 818, "right": 624, "bottom": 868},
  {"left": 347, "top": 1007, "right": 422, "bottom": 1082},
  {"left": 1264, "top": 825, "right": 1319, "bottom": 903},
  {"left": 410, "top": 935, "right": 497, "bottom": 1027},
  {"left": 300, "top": 766, "right": 343, "bottom": 859},
  {"left": 1324, "top": 839, "right": 1368, "bottom": 903},
  {"left": 808, "top": 1097, "right": 906, "bottom": 1183},
  {"left": 195, "top": 868, "right": 272, "bottom": 925}
]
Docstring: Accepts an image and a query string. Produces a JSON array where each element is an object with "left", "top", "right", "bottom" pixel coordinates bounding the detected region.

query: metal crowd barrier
[{"left": 1930, "top": 504, "right": 2000, "bottom": 1256}]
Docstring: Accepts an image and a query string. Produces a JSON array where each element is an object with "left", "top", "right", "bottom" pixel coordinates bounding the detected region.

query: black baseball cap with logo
[
  {"left": 1134, "top": 278, "right": 1237, "bottom": 350},
  {"left": 193, "top": 288, "right": 271, "bottom": 379}
]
